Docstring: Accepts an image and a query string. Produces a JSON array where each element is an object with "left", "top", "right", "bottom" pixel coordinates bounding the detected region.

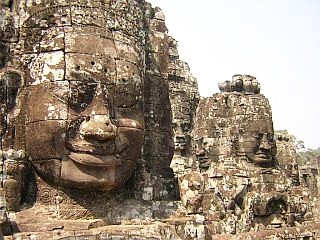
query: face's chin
[
  {"left": 32, "top": 127, "right": 144, "bottom": 192},
  {"left": 59, "top": 155, "right": 138, "bottom": 191}
]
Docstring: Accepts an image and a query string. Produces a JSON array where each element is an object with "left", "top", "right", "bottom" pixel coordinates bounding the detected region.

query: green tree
[{"left": 297, "top": 147, "right": 320, "bottom": 166}]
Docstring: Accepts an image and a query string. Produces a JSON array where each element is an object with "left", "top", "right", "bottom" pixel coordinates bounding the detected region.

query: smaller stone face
[
  {"left": 275, "top": 130, "right": 299, "bottom": 185},
  {"left": 239, "top": 120, "right": 276, "bottom": 167},
  {"left": 193, "top": 86, "right": 276, "bottom": 170}
]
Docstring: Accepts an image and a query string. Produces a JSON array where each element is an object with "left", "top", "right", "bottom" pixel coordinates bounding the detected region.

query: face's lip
[
  {"left": 66, "top": 139, "right": 128, "bottom": 166},
  {"left": 66, "top": 138, "right": 128, "bottom": 155},
  {"left": 246, "top": 150, "right": 272, "bottom": 165},
  {"left": 256, "top": 153, "right": 271, "bottom": 159},
  {"left": 66, "top": 139, "right": 115, "bottom": 155},
  {"left": 68, "top": 152, "right": 123, "bottom": 167},
  {"left": 254, "top": 151, "right": 272, "bottom": 164}
]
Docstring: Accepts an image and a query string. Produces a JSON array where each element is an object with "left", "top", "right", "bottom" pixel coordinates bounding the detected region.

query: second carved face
[{"left": 239, "top": 119, "right": 276, "bottom": 167}]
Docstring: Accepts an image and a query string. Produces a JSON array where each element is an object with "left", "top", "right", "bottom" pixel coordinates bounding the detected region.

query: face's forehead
[
  {"left": 11, "top": 25, "right": 145, "bottom": 126},
  {"left": 64, "top": 28, "right": 118, "bottom": 83},
  {"left": 14, "top": 25, "right": 144, "bottom": 86},
  {"left": 240, "top": 118, "right": 273, "bottom": 137}
]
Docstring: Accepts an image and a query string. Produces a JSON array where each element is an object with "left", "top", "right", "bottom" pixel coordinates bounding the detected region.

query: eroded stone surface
[{"left": 0, "top": 1, "right": 319, "bottom": 239}]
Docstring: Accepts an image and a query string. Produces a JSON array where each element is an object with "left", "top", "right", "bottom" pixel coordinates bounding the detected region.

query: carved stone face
[
  {"left": 20, "top": 30, "right": 144, "bottom": 191},
  {"left": 194, "top": 93, "right": 276, "bottom": 170},
  {"left": 239, "top": 120, "right": 276, "bottom": 166}
]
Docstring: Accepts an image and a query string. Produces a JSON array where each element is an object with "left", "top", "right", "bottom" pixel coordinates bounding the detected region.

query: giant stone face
[{"left": 14, "top": 25, "right": 145, "bottom": 191}]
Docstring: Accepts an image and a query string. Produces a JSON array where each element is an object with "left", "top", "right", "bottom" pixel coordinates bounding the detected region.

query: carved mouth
[
  {"left": 66, "top": 138, "right": 128, "bottom": 167},
  {"left": 256, "top": 153, "right": 270, "bottom": 159},
  {"left": 256, "top": 150, "right": 271, "bottom": 158},
  {"left": 66, "top": 139, "right": 116, "bottom": 155},
  {"left": 68, "top": 152, "right": 122, "bottom": 167},
  {"left": 254, "top": 152, "right": 272, "bottom": 163},
  {"left": 66, "top": 134, "right": 129, "bottom": 154}
]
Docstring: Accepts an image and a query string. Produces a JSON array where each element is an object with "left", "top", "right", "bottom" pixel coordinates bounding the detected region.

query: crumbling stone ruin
[{"left": 0, "top": 1, "right": 320, "bottom": 239}]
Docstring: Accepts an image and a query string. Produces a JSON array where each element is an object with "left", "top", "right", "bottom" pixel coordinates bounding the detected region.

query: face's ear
[
  {"left": 0, "top": 69, "right": 23, "bottom": 136},
  {"left": 0, "top": 69, "right": 23, "bottom": 111}
]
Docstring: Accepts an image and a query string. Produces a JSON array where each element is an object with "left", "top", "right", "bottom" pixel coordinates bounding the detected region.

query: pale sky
[{"left": 148, "top": 0, "right": 320, "bottom": 149}]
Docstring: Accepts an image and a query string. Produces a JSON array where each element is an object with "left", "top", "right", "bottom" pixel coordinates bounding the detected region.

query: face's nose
[
  {"left": 259, "top": 134, "right": 271, "bottom": 150},
  {"left": 79, "top": 85, "right": 117, "bottom": 141},
  {"left": 79, "top": 115, "right": 117, "bottom": 141}
]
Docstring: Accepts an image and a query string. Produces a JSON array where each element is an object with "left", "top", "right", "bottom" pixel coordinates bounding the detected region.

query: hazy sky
[{"left": 148, "top": 0, "right": 320, "bottom": 149}]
